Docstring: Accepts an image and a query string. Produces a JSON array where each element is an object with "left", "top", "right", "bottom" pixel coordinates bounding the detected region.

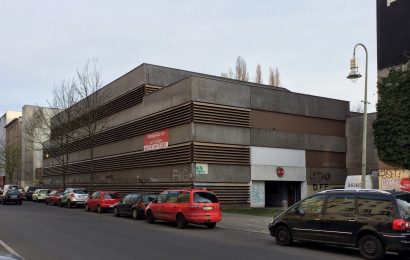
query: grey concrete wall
[
  {"left": 346, "top": 113, "right": 379, "bottom": 175},
  {"left": 251, "top": 87, "right": 350, "bottom": 121},
  {"left": 195, "top": 164, "right": 250, "bottom": 183},
  {"left": 88, "top": 76, "right": 193, "bottom": 131},
  {"left": 306, "top": 168, "right": 347, "bottom": 185},
  {"left": 194, "top": 123, "right": 250, "bottom": 145},
  {"left": 44, "top": 123, "right": 192, "bottom": 164},
  {"left": 251, "top": 128, "right": 346, "bottom": 152},
  {"left": 50, "top": 64, "right": 146, "bottom": 127},
  {"left": 191, "top": 77, "right": 251, "bottom": 108}
]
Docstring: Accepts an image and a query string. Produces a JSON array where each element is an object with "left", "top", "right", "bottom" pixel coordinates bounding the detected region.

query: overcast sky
[{"left": 0, "top": 1, "right": 377, "bottom": 115}]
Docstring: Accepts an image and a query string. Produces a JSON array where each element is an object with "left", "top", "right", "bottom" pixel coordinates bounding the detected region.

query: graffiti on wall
[
  {"left": 379, "top": 169, "right": 410, "bottom": 191},
  {"left": 172, "top": 168, "right": 191, "bottom": 182},
  {"left": 251, "top": 184, "right": 264, "bottom": 205}
]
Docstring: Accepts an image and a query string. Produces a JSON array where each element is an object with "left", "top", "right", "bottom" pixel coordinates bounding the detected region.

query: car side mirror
[{"left": 295, "top": 208, "right": 305, "bottom": 216}]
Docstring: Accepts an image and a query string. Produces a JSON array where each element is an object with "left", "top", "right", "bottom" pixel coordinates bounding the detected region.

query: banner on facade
[
  {"left": 195, "top": 163, "right": 208, "bottom": 175},
  {"left": 379, "top": 169, "right": 410, "bottom": 191},
  {"left": 143, "top": 129, "right": 169, "bottom": 151}
]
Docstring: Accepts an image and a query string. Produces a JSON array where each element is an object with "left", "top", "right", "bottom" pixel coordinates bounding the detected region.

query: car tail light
[
  {"left": 70, "top": 193, "right": 75, "bottom": 198},
  {"left": 392, "top": 219, "right": 410, "bottom": 231}
]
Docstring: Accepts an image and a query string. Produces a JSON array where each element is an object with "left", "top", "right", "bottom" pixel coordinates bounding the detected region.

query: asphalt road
[{"left": 0, "top": 202, "right": 406, "bottom": 260}]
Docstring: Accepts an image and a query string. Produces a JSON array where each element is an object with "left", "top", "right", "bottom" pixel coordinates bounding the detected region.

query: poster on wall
[
  {"left": 379, "top": 169, "right": 410, "bottom": 191},
  {"left": 143, "top": 129, "right": 169, "bottom": 151}
]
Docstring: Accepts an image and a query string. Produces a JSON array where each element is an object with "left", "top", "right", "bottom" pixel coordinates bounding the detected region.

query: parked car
[
  {"left": 3, "top": 184, "right": 19, "bottom": 192},
  {"left": 85, "top": 191, "right": 120, "bottom": 213},
  {"left": 32, "top": 189, "right": 50, "bottom": 202},
  {"left": 268, "top": 189, "right": 410, "bottom": 260},
  {"left": 24, "top": 186, "right": 42, "bottom": 201},
  {"left": 0, "top": 189, "right": 22, "bottom": 205},
  {"left": 145, "top": 189, "right": 221, "bottom": 229},
  {"left": 113, "top": 193, "right": 157, "bottom": 219},
  {"left": 59, "top": 188, "right": 88, "bottom": 208},
  {"left": 45, "top": 190, "right": 62, "bottom": 206}
]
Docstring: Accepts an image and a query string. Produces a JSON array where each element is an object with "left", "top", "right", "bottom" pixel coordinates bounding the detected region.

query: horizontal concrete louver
[
  {"left": 44, "top": 143, "right": 193, "bottom": 176},
  {"left": 46, "top": 102, "right": 193, "bottom": 157},
  {"left": 194, "top": 183, "right": 250, "bottom": 204},
  {"left": 193, "top": 102, "right": 250, "bottom": 128},
  {"left": 193, "top": 142, "right": 250, "bottom": 165},
  {"left": 144, "top": 84, "right": 163, "bottom": 95}
]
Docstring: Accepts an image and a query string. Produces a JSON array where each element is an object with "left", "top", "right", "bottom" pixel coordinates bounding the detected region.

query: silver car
[{"left": 59, "top": 188, "right": 88, "bottom": 208}]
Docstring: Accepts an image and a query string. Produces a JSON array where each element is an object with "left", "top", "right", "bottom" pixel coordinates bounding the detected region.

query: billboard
[{"left": 143, "top": 129, "right": 169, "bottom": 151}]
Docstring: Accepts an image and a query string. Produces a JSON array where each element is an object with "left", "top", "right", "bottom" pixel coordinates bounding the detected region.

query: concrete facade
[
  {"left": 0, "top": 111, "right": 22, "bottom": 180},
  {"left": 42, "top": 64, "right": 350, "bottom": 206}
]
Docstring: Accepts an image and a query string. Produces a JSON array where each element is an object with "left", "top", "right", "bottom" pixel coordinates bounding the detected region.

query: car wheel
[
  {"left": 206, "top": 222, "right": 216, "bottom": 229},
  {"left": 45, "top": 200, "right": 49, "bottom": 205},
  {"left": 275, "top": 225, "right": 293, "bottom": 246},
  {"left": 146, "top": 210, "right": 155, "bottom": 223},
  {"left": 97, "top": 205, "right": 102, "bottom": 214},
  {"left": 85, "top": 204, "right": 90, "bottom": 211},
  {"left": 359, "top": 234, "right": 385, "bottom": 260},
  {"left": 132, "top": 209, "right": 139, "bottom": 220},
  {"left": 176, "top": 214, "right": 187, "bottom": 229},
  {"left": 67, "top": 200, "right": 72, "bottom": 208},
  {"left": 18, "top": 201, "right": 22, "bottom": 205},
  {"left": 114, "top": 207, "right": 120, "bottom": 217},
  {"left": 59, "top": 200, "right": 63, "bottom": 207}
]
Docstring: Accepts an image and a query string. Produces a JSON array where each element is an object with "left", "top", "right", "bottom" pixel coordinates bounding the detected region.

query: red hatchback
[
  {"left": 45, "top": 190, "right": 62, "bottom": 206},
  {"left": 145, "top": 189, "right": 221, "bottom": 229},
  {"left": 85, "top": 191, "right": 120, "bottom": 213}
]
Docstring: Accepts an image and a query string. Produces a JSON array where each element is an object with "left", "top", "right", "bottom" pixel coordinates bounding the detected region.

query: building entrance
[{"left": 265, "top": 181, "right": 301, "bottom": 207}]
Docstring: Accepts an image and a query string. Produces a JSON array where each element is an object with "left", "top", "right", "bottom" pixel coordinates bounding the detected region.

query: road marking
[{"left": 0, "top": 240, "right": 25, "bottom": 259}]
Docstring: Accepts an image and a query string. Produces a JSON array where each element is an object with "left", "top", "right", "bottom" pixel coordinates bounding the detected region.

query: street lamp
[{"left": 347, "top": 43, "right": 368, "bottom": 189}]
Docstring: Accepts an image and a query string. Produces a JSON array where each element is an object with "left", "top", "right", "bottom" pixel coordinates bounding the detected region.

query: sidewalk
[{"left": 218, "top": 212, "right": 273, "bottom": 234}]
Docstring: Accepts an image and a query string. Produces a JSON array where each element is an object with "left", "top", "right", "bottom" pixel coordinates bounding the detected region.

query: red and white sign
[
  {"left": 144, "top": 129, "right": 169, "bottom": 151},
  {"left": 276, "top": 167, "right": 284, "bottom": 178}
]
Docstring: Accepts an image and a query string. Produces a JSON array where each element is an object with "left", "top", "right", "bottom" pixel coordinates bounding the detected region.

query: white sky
[{"left": 0, "top": 0, "right": 378, "bottom": 114}]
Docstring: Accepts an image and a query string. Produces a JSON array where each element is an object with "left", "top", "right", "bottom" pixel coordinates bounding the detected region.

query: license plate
[
  {"left": 11, "top": 196, "right": 17, "bottom": 199},
  {"left": 203, "top": 206, "right": 213, "bottom": 210}
]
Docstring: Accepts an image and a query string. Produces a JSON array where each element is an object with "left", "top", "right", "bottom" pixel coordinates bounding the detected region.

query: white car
[{"left": 32, "top": 189, "right": 50, "bottom": 202}]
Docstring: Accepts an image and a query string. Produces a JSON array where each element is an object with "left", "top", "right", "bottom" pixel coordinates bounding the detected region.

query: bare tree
[
  {"left": 0, "top": 139, "right": 20, "bottom": 184},
  {"left": 268, "top": 67, "right": 281, "bottom": 87},
  {"left": 352, "top": 102, "right": 364, "bottom": 113},
  {"left": 235, "top": 56, "right": 249, "bottom": 81},
  {"left": 25, "top": 79, "right": 78, "bottom": 190},
  {"left": 221, "top": 68, "right": 234, "bottom": 79},
  {"left": 75, "top": 59, "right": 107, "bottom": 193},
  {"left": 254, "top": 63, "right": 263, "bottom": 84}
]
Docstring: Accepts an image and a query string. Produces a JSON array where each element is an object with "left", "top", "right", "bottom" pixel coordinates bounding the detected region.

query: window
[
  {"left": 396, "top": 193, "right": 410, "bottom": 219},
  {"left": 73, "top": 189, "right": 87, "bottom": 194},
  {"left": 325, "top": 194, "right": 355, "bottom": 214},
  {"left": 194, "top": 192, "right": 218, "bottom": 203},
  {"left": 296, "top": 195, "right": 325, "bottom": 214},
  {"left": 104, "top": 193, "right": 119, "bottom": 199},
  {"left": 123, "top": 195, "right": 132, "bottom": 204},
  {"left": 157, "top": 192, "right": 168, "bottom": 203},
  {"left": 177, "top": 192, "right": 190, "bottom": 203},
  {"left": 91, "top": 192, "right": 99, "bottom": 199},
  {"left": 130, "top": 194, "right": 141, "bottom": 204},
  {"left": 166, "top": 192, "right": 179, "bottom": 203},
  {"left": 143, "top": 194, "right": 158, "bottom": 203},
  {"left": 358, "top": 194, "right": 394, "bottom": 216}
]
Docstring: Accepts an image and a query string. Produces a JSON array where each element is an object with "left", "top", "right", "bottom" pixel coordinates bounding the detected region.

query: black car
[
  {"left": 269, "top": 189, "right": 410, "bottom": 260},
  {"left": 114, "top": 193, "right": 158, "bottom": 219},
  {"left": 24, "top": 186, "right": 42, "bottom": 201},
  {"left": 0, "top": 189, "right": 23, "bottom": 205}
]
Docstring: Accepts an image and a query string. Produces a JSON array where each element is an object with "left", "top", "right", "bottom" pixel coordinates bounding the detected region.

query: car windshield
[
  {"left": 73, "top": 189, "right": 87, "bottom": 194},
  {"left": 39, "top": 190, "right": 48, "bottom": 194},
  {"left": 104, "top": 193, "right": 119, "bottom": 199},
  {"left": 28, "top": 187, "right": 39, "bottom": 192},
  {"left": 7, "top": 190, "right": 19, "bottom": 195},
  {"left": 194, "top": 192, "right": 218, "bottom": 203},
  {"left": 395, "top": 193, "right": 410, "bottom": 219},
  {"left": 143, "top": 194, "right": 158, "bottom": 202}
]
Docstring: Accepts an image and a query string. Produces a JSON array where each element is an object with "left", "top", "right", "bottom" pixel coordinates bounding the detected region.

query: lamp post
[{"left": 347, "top": 43, "right": 368, "bottom": 188}]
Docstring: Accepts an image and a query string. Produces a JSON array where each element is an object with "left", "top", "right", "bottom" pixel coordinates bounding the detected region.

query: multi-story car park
[{"left": 42, "top": 64, "right": 351, "bottom": 207}]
